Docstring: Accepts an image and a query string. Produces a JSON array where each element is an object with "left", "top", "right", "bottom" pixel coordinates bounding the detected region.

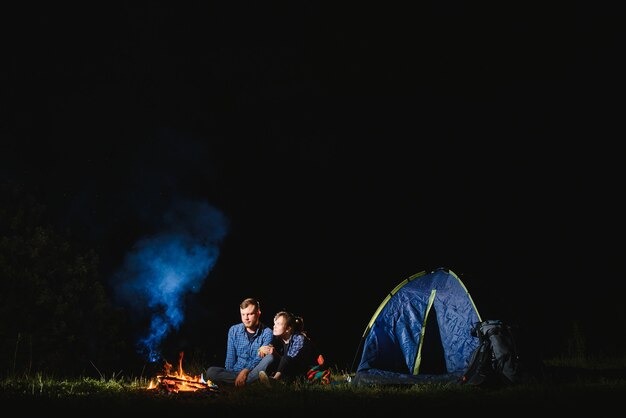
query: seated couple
[{"left": 205, "top": 298, "right": 318, "bottom": 387}]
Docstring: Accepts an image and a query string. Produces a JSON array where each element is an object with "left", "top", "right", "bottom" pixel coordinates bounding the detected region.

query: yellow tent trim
[
  {"left": 448, "top": 270, "right": 482, "bottom": 323},
  {"left": 413, "top": 288, "right": 437, "bottom": 375},
  {"left": 361, "top": 270, "right": 427, "bottom": 339}
]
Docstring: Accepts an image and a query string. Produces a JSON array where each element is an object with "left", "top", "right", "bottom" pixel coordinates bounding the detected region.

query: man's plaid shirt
[{"left": 225, "top": 322, "right": 273, "bottom": 372}]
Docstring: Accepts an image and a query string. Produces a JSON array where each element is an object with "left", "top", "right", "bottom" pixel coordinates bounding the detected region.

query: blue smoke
[{"left": 113, "top": 199, "right": 228, "bottom": 362}]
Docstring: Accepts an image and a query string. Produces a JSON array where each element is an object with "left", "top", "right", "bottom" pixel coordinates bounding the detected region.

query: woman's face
[{"left": 273, "top": 315, "right": 289, "bottom": 337}]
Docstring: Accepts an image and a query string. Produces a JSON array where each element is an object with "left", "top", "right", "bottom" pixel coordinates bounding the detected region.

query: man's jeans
[{"left": 205, "top": 354, "right": 276, "bottom": 385}]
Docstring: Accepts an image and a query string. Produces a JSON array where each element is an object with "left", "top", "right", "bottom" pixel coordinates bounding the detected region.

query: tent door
[{"left": 412, "top": 289, "right": 447, "bottom": 375}]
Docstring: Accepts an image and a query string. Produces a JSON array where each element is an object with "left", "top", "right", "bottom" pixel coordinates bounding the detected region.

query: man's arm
[
  {"left": 248, "top": 327, "right": 275, "bottom": 369},
  {"left": 235, "top": 368, "right": 249, "bottom": 386},
  {"left": 224, "top": 326, "right": 237, "bottom": 370}
]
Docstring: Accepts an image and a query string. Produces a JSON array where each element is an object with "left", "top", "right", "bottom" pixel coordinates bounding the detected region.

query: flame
[{"left": 147, "top": 351, "right": 218, "bottom": 393}]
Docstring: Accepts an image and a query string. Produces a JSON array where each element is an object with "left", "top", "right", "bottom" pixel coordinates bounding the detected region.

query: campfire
[{"left": 147, "top": 351, "right": 219, "bottom": 394}]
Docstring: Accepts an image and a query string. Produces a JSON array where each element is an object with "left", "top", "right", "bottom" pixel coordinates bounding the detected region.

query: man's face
[{"left": 240, "top": 304, "right": 260, "bottom": 330}]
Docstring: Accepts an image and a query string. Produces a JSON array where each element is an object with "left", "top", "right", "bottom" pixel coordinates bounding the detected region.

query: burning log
[
  {"left": 147, "top": 351, "right": 219, "bottom": 394},
  {"left": 154, "top": 376, "right": 216, "bottom": 393}
]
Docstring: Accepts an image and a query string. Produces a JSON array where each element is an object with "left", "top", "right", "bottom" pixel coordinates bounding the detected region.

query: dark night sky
[{"left": 3, "top": 3, "right": 625, "bottom": 369}]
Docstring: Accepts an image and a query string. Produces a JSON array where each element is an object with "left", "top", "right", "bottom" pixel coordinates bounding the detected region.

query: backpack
[{"left": 461, "top": 319, "right": 539, "bottom": 386}]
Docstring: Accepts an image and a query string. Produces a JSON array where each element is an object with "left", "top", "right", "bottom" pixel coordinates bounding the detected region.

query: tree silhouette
[{"left": 0, "top": 181, "right": 133, "bottom": 377}]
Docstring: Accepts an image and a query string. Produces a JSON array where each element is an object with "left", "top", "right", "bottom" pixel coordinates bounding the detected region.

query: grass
[{"left": 2, "top": 359, "right": 625, "bottom": 416}]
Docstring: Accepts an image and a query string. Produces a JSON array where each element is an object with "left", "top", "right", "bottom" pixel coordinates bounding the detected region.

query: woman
[{"left": 258, "top": 311, "right": 318, "bottom": 383}]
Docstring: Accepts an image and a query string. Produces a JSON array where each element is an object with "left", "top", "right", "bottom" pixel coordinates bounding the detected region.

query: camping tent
[{"left": 352, "top": 267, "right": 482, "bottom": 385}]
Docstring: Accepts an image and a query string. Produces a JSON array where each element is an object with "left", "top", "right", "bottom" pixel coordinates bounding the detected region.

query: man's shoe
[{"left": 259, "top": 371, "right": 271, "bottom": 387}]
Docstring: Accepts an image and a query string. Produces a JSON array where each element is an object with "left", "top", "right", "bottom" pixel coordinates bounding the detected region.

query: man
[{"left": 205, "top": 297, "right": 274, "bottom": 387}]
